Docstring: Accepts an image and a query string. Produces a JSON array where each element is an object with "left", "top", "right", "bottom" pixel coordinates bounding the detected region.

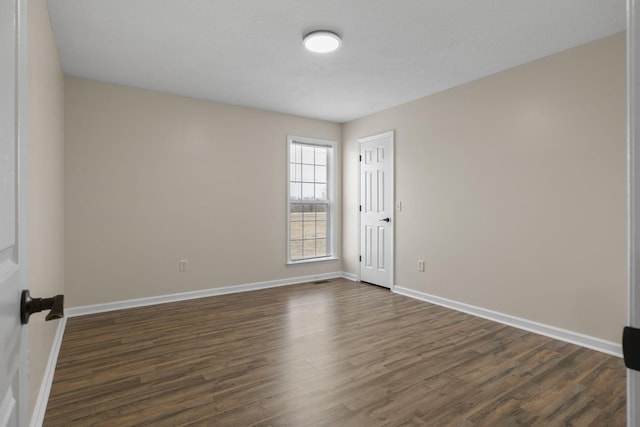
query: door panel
[
  {"left": 359, "top": 131, "right": 394, "bottom": 288},
  {"left": 629, "top": 1, "right": 640, "bottom": 426},
  {"left": 0, "top": 0, "right": 26, "bottom": 425}
]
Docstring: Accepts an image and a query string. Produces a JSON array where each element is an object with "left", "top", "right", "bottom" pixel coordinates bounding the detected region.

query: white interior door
[
  {"left": 359, "top": 131, "right": 394, "bottom": 288},
  {"left": 0, "top": 0, "right": 27, "bottom": 425},
  {"left": 629, "top": 1, "right": 640, "bottom": 426}
]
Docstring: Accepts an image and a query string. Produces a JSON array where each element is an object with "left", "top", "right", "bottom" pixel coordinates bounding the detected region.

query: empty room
[{"left": 2, "top": 0, "right": 640, "bottom": 426}]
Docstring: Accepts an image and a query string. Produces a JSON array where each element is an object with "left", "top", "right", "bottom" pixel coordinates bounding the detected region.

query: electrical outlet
[
  {"left": 417, "top": 259, "right": 425, "bottom": 272},
  {"left": 395, "top": 201, "right": 402, "bottom": 211},
  {"left": 179, "top": 259, "right": 188, "bottom": 272}
]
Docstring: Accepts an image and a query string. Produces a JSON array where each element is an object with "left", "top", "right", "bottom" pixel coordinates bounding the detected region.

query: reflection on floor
[{"left": 44, "top": 279, "right": 625, "bottom": 426}]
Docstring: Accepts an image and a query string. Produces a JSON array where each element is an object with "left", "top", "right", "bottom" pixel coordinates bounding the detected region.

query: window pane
[
  {"left": 302, "top": 145, "right": 314, "bottom": 164},
  {"left": 294, "top": 144, "right": 302, "bottom": 163},
  {"left": 290, "top": 183, "right": 301, "bottom": 200},
  {"left": 302, "top": 164, "right": 314, "bottom": 181},
  {"left": 290, "top": 212, "right": 303, "bottom": 223},
  {"left": 302, "top": 183, "right": 314, "bottom": 200},
  {"left": 290, "top": 164, "right": 301, "bottom": 182},
  {"left": 316, "top": 239, "right": 327, "bottom": 257},
  {"left": 315, "top": 184, "right": 327, "bottom": 200},
  {"left": 303, "top": 239, "right": 316, "bottom": 257},
  {"left": 290, "top": 203, "right": 303, "bottom": 214},
  {"left": 290, "top": 240, "right": 302, "bottom": 260},
  {"left": 315, "top": 165, "right": 326, "bottom": 183},
  {"left": 316, "top": 221, "right": 327, "bottom": 238},
  {"left": 303, "top": 208, "right": 316, "bottom": 221},
  {"left": 290, "top": 221, "right": 302, "bottom": 240},
  {"left": 315, "top": 147, "right": 327, "bottom": 165},
  {"left": 303, "top": 221, "right": 316, "bottom": 239}
]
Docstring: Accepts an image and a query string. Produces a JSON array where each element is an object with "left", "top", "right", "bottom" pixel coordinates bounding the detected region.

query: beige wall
[
  {"left": 343, "top": 33, "right": 627, "bottom": 344},
  {"left": 64, "top": 78, "right": 342, "bottom": 307},
  {"left": 27, "top": 0, "right": 65, "bottom": 418},
  {"left": 64, "top": 33, "right": 625, "bottom": 344}
]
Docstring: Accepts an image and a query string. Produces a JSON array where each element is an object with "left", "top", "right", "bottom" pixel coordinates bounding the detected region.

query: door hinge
[
  {"left": 623, "top": 326, "right": 640, "bottom": 371},
  {"left": 359, "top": 205, "right": 362, "bottom": 212},
  {"left": 359, "top": 255, "right": 362, "bottom": 262},
  {"left": 359, "top": 155, "right": 362, "bottom": 162}
]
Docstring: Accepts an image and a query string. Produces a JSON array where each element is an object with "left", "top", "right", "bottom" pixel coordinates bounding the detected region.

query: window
[{"left": 287, "top": 136, "right": 336, "bottom": 263}]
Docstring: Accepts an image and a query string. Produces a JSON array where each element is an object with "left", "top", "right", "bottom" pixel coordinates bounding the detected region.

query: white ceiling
[{"left": 46, "top": 0, "right": 626, "bottom": 123}]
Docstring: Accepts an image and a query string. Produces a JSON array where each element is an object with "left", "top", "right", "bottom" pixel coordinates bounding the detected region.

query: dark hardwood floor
[{"left": 44, "top": 279, "right": 626, "bottom": 426}]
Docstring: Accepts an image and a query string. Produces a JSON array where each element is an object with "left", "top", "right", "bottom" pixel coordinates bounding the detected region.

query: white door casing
[
  {"left": 629, "top": 1, "right": 640, "bottom": 426},
  {"left": 359, "top": 131, "right": 394, "bottom": 288},
  {"left": 0, "top": 0, "right": 27, "bottom": 426}
]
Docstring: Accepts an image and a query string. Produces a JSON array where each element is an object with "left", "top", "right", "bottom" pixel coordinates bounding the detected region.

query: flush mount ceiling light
[{"left": 303, "top": 31, "right": 342, "bottom": 53}]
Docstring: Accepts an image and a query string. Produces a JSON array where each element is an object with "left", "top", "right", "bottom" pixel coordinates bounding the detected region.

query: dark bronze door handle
[
  {"left": 20, "top": 290, "right": 64, "bottom": 324},
  {"left": 379, "top": 217, "right": 390, "bottom": 222}
]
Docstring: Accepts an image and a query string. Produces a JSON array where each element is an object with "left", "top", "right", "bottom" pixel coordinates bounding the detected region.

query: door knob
[
  {"left": 20, "top": 290, "right": 64, "bottom": 324},
  {"left": 623, "top": 326, "right": 640, "bottom": 371},
  {"left": 379, "top": 217, "right": 391, "bottom": 222}
]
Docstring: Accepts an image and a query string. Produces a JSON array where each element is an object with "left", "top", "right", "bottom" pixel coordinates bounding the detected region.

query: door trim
[
  {"left": 29, "top": 318, "right": 66, "bottom": 427},
  {"left": 16, "top": 0, "right": 29, "bottom": 424},
  {"left": 357, "top": 130, "right": 395, "bottom": 290},
  {"left": 628, "top": 1, "right": 640, "bottom": 425}
]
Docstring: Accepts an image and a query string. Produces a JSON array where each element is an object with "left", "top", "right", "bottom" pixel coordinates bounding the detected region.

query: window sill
[{"left": 287, "top": 256, "right": 339, "bottom": 266}]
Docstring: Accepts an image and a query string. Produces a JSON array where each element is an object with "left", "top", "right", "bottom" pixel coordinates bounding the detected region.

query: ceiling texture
[{"left": 46, "top": 0, "right": 626, "bottom": 123}]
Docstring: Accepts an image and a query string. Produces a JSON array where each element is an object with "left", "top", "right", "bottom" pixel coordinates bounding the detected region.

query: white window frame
[{"left": 287, "top": 135, "right": 337, "bottom": 264}]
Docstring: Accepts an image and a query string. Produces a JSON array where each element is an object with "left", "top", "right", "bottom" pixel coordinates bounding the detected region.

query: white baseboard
[
  {"left": 30, "top": 316, "right": 67, "bottom": 427},
  {"left": 341, "top": 271, "right": 358, "bottom": 281},
  {"left": 67, "top": 272, "right": 347, "bottom": 317},
  {"left": 394, "top": 286, "right": 622, "bottom": 358}
]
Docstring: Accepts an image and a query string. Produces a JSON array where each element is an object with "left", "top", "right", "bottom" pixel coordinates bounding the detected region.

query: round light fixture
[{"left": 303, "top": 31, "right": 342, "bottom": 53}]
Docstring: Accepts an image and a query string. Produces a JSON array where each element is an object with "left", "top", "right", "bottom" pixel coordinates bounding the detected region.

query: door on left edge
[{"left": 0, "top": 0, "right": 28, "bottom": 425}]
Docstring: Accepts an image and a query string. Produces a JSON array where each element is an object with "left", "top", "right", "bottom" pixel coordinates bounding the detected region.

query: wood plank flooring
[{"left": 44, "top": 280, "right": 626, "bottom": 426}]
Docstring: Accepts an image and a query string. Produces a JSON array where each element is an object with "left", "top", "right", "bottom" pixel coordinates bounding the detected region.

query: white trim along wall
[
  {"left": 395, "top": 286, "right": 622, "bottom": 358},
  {"left": 29, "top": 318, "right": 65, "bottom": 427}
]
